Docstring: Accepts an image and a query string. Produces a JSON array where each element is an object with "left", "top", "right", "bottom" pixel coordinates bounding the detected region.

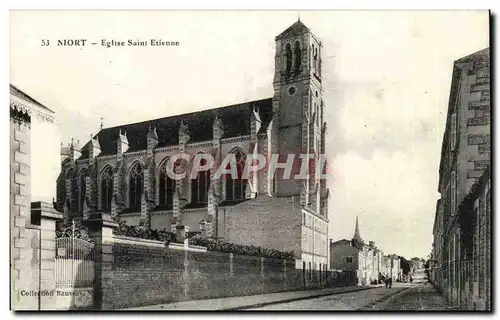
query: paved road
[
  {"left": 246, "top": 284, "right": 413, "bottom": 310},
  {"left": 376, "top": 284, "right": 458, "bottom": 311}
]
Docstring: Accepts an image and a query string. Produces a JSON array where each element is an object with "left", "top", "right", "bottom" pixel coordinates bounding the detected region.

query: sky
[{"left": 10, "top": 10, "right": 489, "bottom": 259}]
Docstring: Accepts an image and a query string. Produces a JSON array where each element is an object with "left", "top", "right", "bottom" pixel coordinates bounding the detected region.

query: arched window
[
  {"left": 78, "top": 169, "right": 88, "bottom": 215},
  {"left": 318, "top": 47, "right": 322, "bottom": 77},
  {"left": 129, "top": 163, "right": 144, "bottom": 210},
  {"left": 191, "top": 158, "right": 210, "bottom": 204},
  {"left": 100, "top": 166, "right": 113, "bottom": 212},
  {"left": 285, "top": 43, "right": 292, "bottom": 74},
  {"left": 159, "top": 159, "right": 176, "bottom": 208},
  {"left": 294, "top": 41, "right": 302, "bottom": 71},
  {"left": 313, "top": 47, "right": 318, "bottom": 74},
  {"left": 225, "top": 150, "right": 247, "bottom": 201}
]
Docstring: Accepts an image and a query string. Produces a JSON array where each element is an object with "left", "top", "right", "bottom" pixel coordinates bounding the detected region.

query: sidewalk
[{"left": 124, "top": 285, "right": 379, "bottom": 310}]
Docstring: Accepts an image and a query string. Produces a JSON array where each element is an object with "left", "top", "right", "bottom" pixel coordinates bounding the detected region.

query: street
[{"left": 244, "top": 283, "right": 455, "bottom": 311}]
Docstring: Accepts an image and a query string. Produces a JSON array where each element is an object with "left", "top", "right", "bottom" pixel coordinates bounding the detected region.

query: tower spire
[{"left": 353, "top": 216, "right": 363, "bottom": 244}]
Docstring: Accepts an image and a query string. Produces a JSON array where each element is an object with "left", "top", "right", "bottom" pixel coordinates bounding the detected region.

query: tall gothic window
[
  {"left": 192, "top": 158, "right": 210, "bottom": 204},
  {"left": 225, "top": 150, "right": 247, "bottom": 201},
  {"left": 311, "top": 44, "right": 315, "bottom": 72},
  {"left": 129, "top": 163, "right": 144, "bottom": 210},
  {"left": 313, "top": 47, "right": 318, "bottom": 74},
  {"left": 159, "top": 159, "right": 176, "bottom": 208},
  {"left": 294, "top": 41, "right": 302, "bottom": 71},
  {"left": 66, "top": 168, "right": 76, "bottom": 212},
  {"left": 100, "top": 166, "right": 113, "bottom": 212},
  {"left": 78, "top": 169, "right": 88, "bottom": 215},
  {"left": 285, "top": 43, "right": 292, "bottom": 74}
]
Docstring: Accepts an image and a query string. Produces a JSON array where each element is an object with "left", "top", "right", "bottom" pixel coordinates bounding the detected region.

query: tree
[{"left": 399, "top": 256, "right": 411, "bottom": 275}]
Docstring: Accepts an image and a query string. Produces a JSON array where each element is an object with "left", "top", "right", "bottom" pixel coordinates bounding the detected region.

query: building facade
[
  {"left": 329, "top": 217, "right": 385, "bottom": 285},
  {"left": 10, "top": 85, "right": 61, "bottom": 309},
  {"left": 382, "top": 254, "right": 402, "bottom": 282},
  {"left": 55, "top": 20, "right": 330, "bottom": 270},
  {"left": 432, "top": 48, "right": 491, "bottom": 310},
  {"left": 10, "top": 85, "right": 60, "bottom": 203}
]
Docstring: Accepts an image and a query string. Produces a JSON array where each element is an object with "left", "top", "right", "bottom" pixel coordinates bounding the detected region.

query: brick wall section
[
  {"left": 104, "top": 239, "right": 329, "bottom": 309},
  {"left": 220, "top": 195, "right": 302, "bottom": 257}
]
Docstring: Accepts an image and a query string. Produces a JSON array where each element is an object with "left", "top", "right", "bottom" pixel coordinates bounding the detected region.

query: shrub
[
  {"left": 113, "top": 220, "right": 176, "bottom": 243},
  {"left": 189, "top": 237, "right": 295, "bottom": 259}
]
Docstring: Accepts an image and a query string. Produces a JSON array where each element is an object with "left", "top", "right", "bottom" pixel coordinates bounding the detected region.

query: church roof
[
  {"left": 10, "top": 84, "right": 54, "bottom": 113},
  {"left": 275, "top": 20, "right": 310, "bottom": 40},
  {"left": 80, "top": 97, "right": 273, "bottom": 158}
]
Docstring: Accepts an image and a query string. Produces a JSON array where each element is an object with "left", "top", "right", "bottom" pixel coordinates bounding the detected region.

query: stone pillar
[
  {"left": 10, "top": 106, "right": 32, "bottom": 310},
  {"left": 283, "top": 259, "right": 287, "bottom": 291},
  {"left": 229, "top": 253, "right": 234, "bottom": 277},
  {"left": 175, "top": 225, "right": 189, "bottom": 244},
  {"left": 31, "top": 202, "right": 63, "bottom": 310},
  {"left": 83, "top": 212, "right": 118, "bottom": 310}
]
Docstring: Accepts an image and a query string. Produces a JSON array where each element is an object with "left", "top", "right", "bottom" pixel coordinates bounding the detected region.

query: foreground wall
[{"left": 101, "top": 236, "right": 332, "bottom": 309}]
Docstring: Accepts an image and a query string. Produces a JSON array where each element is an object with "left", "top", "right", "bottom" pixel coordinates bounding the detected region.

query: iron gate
[{"left": 55, "top": 220, "right": 94, "bottom": 309}]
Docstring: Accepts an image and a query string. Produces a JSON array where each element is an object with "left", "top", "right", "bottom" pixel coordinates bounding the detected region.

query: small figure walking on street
[{"left": 409, "top": 275, "right": 413, "bottom": 284}]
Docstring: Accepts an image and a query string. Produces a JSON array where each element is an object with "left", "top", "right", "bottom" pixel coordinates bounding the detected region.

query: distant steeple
[{"left": 352, "top": 216, "right": 364, "bottom": 245}]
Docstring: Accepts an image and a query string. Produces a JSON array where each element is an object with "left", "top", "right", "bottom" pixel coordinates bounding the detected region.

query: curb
[{"left": 224, "top": 286, "right": 379, "bottom": 310}]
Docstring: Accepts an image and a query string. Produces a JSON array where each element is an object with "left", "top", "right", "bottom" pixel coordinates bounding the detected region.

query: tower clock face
[{"left": 288, "top": 86, "right": 296, "bottom": 95}]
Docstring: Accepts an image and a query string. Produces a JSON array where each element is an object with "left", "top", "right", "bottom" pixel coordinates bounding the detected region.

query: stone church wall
[{"left": 220, "top": 196, "right": 302, "bottom": 257}]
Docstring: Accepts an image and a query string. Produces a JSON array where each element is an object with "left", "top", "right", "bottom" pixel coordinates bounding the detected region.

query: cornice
[
  {"left": 154, "top": 145, "right": 180, "bottom": 154},
  {"left": 10, "top": 95, "right": 54, "bottom": 124},
  {"left": 150, "top": 210, "right": 173, "bottom": 216},
  {"left": 221, "top": 135, "right": 251, "bottom": 144},
  {"left": 181, "top": 207, "right": 208, "bottom": 213},
  {"left": 186, "top": 141, "right": 213, "bottom": 149},
  {"left": 124, "top": 150, "right": 147, "bottom": 157},
  {"left": 97, "top": 154, "right": 118, "bottom": 161}
]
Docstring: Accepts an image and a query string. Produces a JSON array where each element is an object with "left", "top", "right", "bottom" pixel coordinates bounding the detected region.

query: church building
[{"left": 56, "top": 20, "right": 330, "bottom": 270}]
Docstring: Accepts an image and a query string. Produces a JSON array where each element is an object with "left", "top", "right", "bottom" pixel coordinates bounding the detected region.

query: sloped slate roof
[
  {"left": 80, "top": 97, "right": 273, "bottom": 158},
  {"left": 276, "top": 20, "right": 310, "bottom": 40},
  {"left": 10, "top": 84, "right": 54, "bottom": 113}
]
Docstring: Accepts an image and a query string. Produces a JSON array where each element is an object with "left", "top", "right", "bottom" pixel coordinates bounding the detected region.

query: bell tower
[{"left": 271, "top": 19, "right": 325, "bottom": 212}]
